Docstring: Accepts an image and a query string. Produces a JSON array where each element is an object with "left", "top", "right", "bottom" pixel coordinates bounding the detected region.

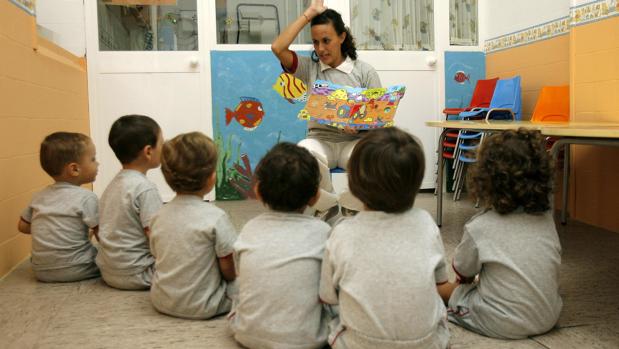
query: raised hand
[{"left": 306, "top": 0, "right": 327, "bottom": 18}]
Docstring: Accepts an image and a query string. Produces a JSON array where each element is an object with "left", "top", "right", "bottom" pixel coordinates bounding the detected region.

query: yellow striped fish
[{"left": 272, "top": 73, "right": 307, "bottom": 104}]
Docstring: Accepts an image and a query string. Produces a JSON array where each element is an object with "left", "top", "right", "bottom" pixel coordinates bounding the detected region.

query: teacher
[{"left": 271, "top": 0, "right": 382, "bottom": 218}]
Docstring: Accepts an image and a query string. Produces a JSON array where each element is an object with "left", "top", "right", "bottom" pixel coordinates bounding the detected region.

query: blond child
[
  {"left": 319, "top": 127, "right": 450, "bottom": 348},
  {"left": 96, "top": 115, "right": 163, "bottom": 290},
  {"left": 445, "top": 129, "right": 562, "bottom": 339},
  {"left": 18, "top": 132, "right": 100, "bottom": 282},
  {"left": 230, "top": 142, "right": 331, "bottom": 349},
  {"left": 149, "top": 132, "right": 237, "bottom": 319}
]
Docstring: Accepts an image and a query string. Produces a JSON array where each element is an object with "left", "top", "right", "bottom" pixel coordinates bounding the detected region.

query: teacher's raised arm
[{"left": 271, "top": 0, "right": 327, "bottom": 71}]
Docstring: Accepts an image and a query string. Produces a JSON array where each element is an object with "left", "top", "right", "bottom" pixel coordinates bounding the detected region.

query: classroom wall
[
  {"left": 36, "top": 0, "right": 86, "bottom": 57},
  {"left": 486, "top": 36, "right": 570, "bottom": 120},
  {"left": 0, "top": 1, "right": 90, "bottom": 278},
  {"left": 484, "top": 0, "right": 571, "bottom": 121},
  {"left": 483, "top": 0, "right": 571, "bottom": 41},
  {"left": 570, "top": 11, "right": 619, "bottom": 233}
]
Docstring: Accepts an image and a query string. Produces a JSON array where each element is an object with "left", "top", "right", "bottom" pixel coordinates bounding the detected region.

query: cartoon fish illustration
[
  {"left": 272, "top": 73, "right": 307, "bottom": 104},
  {"left": 225, "top": 97, "right": 265, "bottom": 131},
  {"left": 454, "top": 71, "right": 470, "bottom": 84}
]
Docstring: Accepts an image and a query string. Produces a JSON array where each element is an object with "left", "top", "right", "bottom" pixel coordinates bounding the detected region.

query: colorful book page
[{"left": 298, "top": 80, "right": 406, "bottom": 130}]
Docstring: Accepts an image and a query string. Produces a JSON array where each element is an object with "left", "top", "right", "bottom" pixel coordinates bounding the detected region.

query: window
[
  {"left": 349, "top": 0, "right": 434, "bottom": 51},
  {"left": 97, "top": 0, "right": 198, "bottom": 51},
  {"left": 216, "top": 0, "right": 311, "bottom": 44},
  {"left": 449, "top": 0, "right": 478, "bottom": 46}
]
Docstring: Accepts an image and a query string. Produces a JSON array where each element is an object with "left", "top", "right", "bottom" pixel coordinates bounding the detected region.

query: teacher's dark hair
[{"left": 310, "top": 9, "right": 357, "bottom": 62}]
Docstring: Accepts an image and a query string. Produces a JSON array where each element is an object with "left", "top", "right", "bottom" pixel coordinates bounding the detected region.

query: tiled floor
[{"left": 1, "top": 193, "right": 618, "bottom": 348}]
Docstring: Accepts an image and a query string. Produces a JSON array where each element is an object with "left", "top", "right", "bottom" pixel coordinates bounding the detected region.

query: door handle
[{"left": 189, "top": 57, "right": 199, "bottom": 68}]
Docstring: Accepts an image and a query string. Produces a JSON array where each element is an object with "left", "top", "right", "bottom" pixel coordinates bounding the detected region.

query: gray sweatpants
[
  {"left": 34, "top": 262, "right": 100, "bottom": 283},
  {"left": 101, "top": 264, "right": 154, "bottom": 290}
]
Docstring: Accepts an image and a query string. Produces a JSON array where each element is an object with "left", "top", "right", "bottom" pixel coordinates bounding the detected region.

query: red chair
[
  {"left": 443, "top": 77, "right": 499, "bottom": 117},
  {"left": 441, "top": 77, "right": 499, "bottom": 160},
  {"left": 437, "top": 78, "right": 499, "bottom": 195}
]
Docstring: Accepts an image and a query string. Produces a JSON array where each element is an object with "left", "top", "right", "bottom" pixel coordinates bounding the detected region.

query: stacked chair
[
  {"left": 436, "top": 78, "right": 498, "bottom": 195},
  {"left": 450, "top": 76, "right": 522, "bottom": 201},
  {"left": 441, "top": 77, "right": 499, "bottom": 161}
]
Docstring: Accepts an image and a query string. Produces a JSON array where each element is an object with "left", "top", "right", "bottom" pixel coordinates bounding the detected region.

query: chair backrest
[
  {"left": 489, "top": 76, "right": 522, "bottom": 120},
  {"left": 531, "top": 85, "right": 570, "bottom": 122},
  {"left": 468, "top": 77, "right": 499, "bottom": 108}
]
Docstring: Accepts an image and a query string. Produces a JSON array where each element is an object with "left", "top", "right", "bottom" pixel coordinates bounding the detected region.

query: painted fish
[
  {"left": 272, "top": 73, "right": 307, "bottom": 104},
  {"left": 454, "top": 71, "right": 470, "bottom": 84},
  {"left": 225, "top": 97, "right": 265, "bottom": 131}
]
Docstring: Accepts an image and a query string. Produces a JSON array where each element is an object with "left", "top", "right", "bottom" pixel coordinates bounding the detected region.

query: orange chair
[{"left": 532, "top": 86, "right": 569, "bottom": 122}]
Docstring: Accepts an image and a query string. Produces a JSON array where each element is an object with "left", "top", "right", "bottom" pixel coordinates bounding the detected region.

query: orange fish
[{"left": 225, "top": 97, "right": 265, "bottom": 131}]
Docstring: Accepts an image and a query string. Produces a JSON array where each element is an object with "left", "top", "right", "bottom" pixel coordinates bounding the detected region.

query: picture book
[{"left": 297, "top": 80, "right": 406, "bottom": 129}]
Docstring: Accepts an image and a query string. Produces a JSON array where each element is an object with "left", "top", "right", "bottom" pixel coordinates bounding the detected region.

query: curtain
[
  {"left": 449, "top": 0, "right": 478, "bottom": 46},
  {"left": 350, "top": 0, "right": 434, "bottom": 51}
]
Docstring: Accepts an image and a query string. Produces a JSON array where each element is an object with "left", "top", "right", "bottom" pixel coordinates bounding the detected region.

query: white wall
[
  {"left": 571, "top": 0, "right": 596, "bottom": 6},
  {"left": 36, "top": 0, "right": 86, "bottom": 57},
  {"left": 482, "top": 0, "right": 570, "bottom": 40}
]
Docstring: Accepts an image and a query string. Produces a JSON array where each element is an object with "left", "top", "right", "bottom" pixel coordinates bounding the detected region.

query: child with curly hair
[
  {"left": 445, "top": 128, "right": 562, "bottom": 339},
  {"left": 149, "top": 132, "right": 237, "bottom": 319}
]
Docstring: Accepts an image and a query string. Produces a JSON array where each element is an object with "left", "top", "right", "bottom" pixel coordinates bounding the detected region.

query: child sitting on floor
[
  {"left": 445, "top": 128, "right": 562, "bottom": 339},
  {"left": 230, "top": 142, "right": 331, "bottom": 349},
  {"left": 319, "top": 127, "right": 451, "bottom": 348},
  {"left": 149, "top": 132, "right": 237, "bottom": 319},
  {"left": 18, "top": 132, "right": 100, "bottom": 282},
  {"left": 96, "top": 115, "right": 163, "bottom": 290}
]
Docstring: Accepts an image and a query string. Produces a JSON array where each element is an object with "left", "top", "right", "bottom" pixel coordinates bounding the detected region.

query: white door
[
  {"left": 331, "top": 0, "right": 481, "bottom": 190},
  {"left": 85, "top": 0, "right": 212, "bottom": 202}
]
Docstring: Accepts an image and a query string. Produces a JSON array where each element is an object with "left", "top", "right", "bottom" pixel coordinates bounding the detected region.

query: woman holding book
[{"left": 271, "top": 0, "right": 382, "bottom": 218}]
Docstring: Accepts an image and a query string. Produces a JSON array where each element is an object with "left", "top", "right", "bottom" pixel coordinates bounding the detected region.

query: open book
[{"left": 298, "top": 80, "right": 406, "bottom": 130}]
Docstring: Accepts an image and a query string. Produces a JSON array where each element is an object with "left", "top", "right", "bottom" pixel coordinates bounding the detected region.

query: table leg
[
  {"left": 561, "top": 143, "right": 570, "bottom": 224},
  {"left": 436, "top": 129, "right": 448, "bottom": 227}
]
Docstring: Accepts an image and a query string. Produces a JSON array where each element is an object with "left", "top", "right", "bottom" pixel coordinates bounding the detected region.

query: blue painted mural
[
  {"left": 444, "top": 51, "right": 486, "bottom": 119},
  {"left": 211, "top": 51, "right": 309, "bottom": 200}
]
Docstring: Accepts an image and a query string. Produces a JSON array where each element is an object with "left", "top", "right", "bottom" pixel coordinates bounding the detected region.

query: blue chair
[
  {"left": 451, "top": 76, "right": 522, "bottom": 200},
  {"left": 458, "top": 76, "right": 522, "bottom": 121}
]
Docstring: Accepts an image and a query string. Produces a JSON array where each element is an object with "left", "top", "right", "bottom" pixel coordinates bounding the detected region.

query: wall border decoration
[
  {"left": 485, "top": 16, "right": 570, "bottom": 53},
  {"left": 570, "top": 0, "right": 619, "bottom": 27},
  {"left": 486, "top": 0, "right": 619, "bottom": 53}
]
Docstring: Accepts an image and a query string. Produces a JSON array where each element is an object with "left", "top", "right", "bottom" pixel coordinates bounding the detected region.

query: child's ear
[
  {"left": 307, "top": 189, "right": 321, "bottom": 207},
  {"left": 204, "top": 172, "right": 216, "bottom": 193},
  {"left": 67, "top": 163, "right": 80, "bottom": 177},
  {"left": 253, "top": 181, "right": 262, "bottom": 202},
  {"left": 143, "top": 145, "right": 153, "bottom": 160}
]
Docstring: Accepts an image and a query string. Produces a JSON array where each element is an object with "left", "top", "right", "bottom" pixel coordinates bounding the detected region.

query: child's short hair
[
  {"left": 161, "top": 132, "right": 218, "bottom": 193},
  {"left": 255, "top": 142, "right": 320, "bottom": 212},
  {"left": 468, "top": 128, "right": 554, "bottom": 214},
  {"left": 108, "top": 115, "right": 160, "bottom": 164},
  {"left": 348, "top": 127, "right": 425, "bottom": 213},
  {"left": 40, "top": 132, "right": 90, "bottom": 177}
]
